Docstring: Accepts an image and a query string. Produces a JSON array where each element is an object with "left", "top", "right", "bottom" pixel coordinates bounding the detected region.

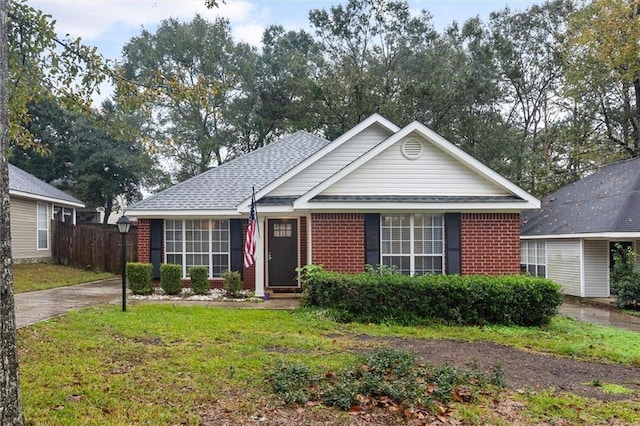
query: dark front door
[{"left": 268, "top": 219, "right": 298, "bottom": 287}]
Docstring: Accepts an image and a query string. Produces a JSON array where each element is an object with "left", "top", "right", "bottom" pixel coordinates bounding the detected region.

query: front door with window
[{"left": 267, "top": 219, "right": 299, "bottom": 287}]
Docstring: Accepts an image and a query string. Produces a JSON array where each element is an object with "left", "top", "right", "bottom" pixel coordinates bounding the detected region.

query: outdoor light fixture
[
  {"left": 117, "top": 215, "right": 131, "bottom": 312},
  {"left": 117, "top": 215, "right": 131, "bottom": 235}
]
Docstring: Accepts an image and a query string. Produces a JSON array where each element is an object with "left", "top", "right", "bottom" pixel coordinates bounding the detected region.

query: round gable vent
[{"left": 401, "top": 137, "right": 423, "bottom": 160}]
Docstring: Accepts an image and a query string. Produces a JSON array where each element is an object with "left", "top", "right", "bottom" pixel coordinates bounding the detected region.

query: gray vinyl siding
[
  {"left": 322, "top": 137, "right": 508, "bottom": 196},
  {"left": 546, "top": 239, "right": 582, "bottom": 297},
  {"left": 10, "top": 196, "right": 52, "bottom": 262},
  {"left": 583, "top": 240, "right": 610, "bottom": 297},
  {"left": 269, "top": 124, "right": 392, "bottom": 197}
]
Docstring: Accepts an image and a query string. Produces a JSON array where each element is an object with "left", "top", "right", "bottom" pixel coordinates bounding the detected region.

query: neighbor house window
[
  {"left": 37, "top": 202, "right": 49, "bottom": 250},
  {"left": 165, "top": 219, "right": 229, "bottom": 278},
  {"left": 520, "top": 240, "right": 546, "bottom": 277},
  {"left": 381, "top": 214, "right": 444, "bottom": 275}
]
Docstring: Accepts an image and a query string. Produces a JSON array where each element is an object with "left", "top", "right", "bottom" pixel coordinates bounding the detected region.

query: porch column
[{"left": 254, "top": 216, "right": 265, "bottom": 297}]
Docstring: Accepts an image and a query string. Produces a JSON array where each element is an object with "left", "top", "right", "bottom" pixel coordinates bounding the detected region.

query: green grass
[
  {"left": 13, "top": 263, "right": 114, "bottom": 293},
  {"left": 17, "top": 305, "right": 640, "bottom": 425},
  {"left": 518, "top": 389, "right": 640, "bottom": 425}
]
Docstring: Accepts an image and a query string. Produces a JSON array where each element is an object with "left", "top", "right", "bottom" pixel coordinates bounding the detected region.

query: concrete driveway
[
  {"left": 15, "top": 278, "right": 122, "bottom": 328},
  {"left": 559, "top": 301, "right": 640, "bottom": 333}
]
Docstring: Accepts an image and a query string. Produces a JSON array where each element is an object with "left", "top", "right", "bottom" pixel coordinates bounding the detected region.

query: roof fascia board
[
  {"left": 295, "top": 121, "right": 540, "bottom": 209},
  {"left": 294, "top": 200, "right": 533, "bottom": 211},
  {"left": 9, "top": 190, "right": 85, "bottom": 208},
  {"left": 521, "top": 232, "right": 640, "bottom": 240},
  {"left": 237, "top": 114, "right": 400, "bottom": 211},
  {"left": 125, "top": 209, "right": 241, "bottom": 218},
  {"left": 238, "top": 205, "right": 295, "bottom": 214}
]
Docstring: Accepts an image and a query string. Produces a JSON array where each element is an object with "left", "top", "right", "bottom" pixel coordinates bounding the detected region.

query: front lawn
[
  {"left": 17, "top": 305, "right": 640, "bottom": 425},
  {"left": 13, "top": 263, "right": 114, "bottom": 293}
]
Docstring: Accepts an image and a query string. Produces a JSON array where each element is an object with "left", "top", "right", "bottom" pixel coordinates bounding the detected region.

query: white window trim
[
  {"left": 165, "top": 219, "right": 230, "bottom": 279},
  {"left": 380, "top": 213, "right": 444, "bottom": 275},
  {"left": 36, "top": 202, "right": 49, "bottom": 250},
  {"left": 520, "top": 240, "right": 546, "bottom": 277}
]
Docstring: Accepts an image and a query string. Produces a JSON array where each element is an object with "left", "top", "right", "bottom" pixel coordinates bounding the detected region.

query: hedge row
[{"left": 300, "top": 266, "right": 563, "bottom": 327}]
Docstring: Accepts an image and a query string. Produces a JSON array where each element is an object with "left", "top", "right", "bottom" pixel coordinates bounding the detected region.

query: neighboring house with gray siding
[
  {"left": 521, "top": 157, "right": 640, "bottom": 297},
  {"left": 9, "top": 164, "right": 84, "bottom": 262}
]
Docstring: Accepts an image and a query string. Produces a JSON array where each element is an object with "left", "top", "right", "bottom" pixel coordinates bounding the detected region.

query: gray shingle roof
[
  {"left": 128, "top": 131, "right": 331, "bottom": 211},
  {"left": 521, "top": 157, "right": 640, "bottom": 235},
  {"left": 9, "top": 163, "right": 83, "bottom": 206}
]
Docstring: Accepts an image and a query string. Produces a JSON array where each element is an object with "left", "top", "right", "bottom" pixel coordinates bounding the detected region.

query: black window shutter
[
  {"left": 445, "top": 213, "right": 461, "bottom": 275},
  {"left": 150, "top": 219, "right": 163, "bottom": 280},
  {"left": 230, "top": 219, "right": 244, "bottom": 278},
  {"left": 364, "top": 213, "right": 380, "bottom": 267}
]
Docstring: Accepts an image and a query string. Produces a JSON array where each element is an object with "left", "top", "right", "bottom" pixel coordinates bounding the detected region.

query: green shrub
[
  {"left": 615, "top": 272, "right": 640, "bottom": 309},
  {"left": 126, "top": 262, "right": 152, "bottom": 295},
  {"left": 300, "top": 265, "right": 563, "bottom": 327},
  {"left": 610, "top": 243, "right": 640, "bottom": 308},
  {"left": 160, "top": 264, "right": 183, "bottom": 295},
  {"left": 189, "top": 266, "right": 210, "bottom": 295},
  {"left": 268, "top": 348, "right": 504, "bottom": 411},
  {"left": 268, "top": 361, "right": 317, "bottom": 405},
  {"left": 223, "top": 270, "right": 243, "bottom": 298}
]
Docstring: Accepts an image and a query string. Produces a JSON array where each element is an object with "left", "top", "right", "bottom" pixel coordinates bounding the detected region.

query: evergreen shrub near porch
[
  {"left": 189, "top": 266, "right": 210, "bottom": 295},
  {"left": 126, "top": 262, "right": 152, "bottom": 295},
  {"left": 300, "top": 265, "right": 563, "bottom": 327},
  {"left": 160, "top": 264, "right": 183, "bottom": 295}
]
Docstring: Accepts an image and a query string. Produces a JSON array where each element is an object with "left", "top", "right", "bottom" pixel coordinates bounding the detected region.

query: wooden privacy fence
[{"left": 51, "top": 221, "right": 138, "bottom": 274}]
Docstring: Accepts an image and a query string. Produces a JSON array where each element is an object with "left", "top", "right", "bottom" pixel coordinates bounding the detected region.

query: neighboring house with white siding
[
  {"left": 520, "top": 157, "right": 640, "bottom": 297},
  {"left": 9, "top": 163, "right": 84, "bottom": 262},
  {"left": 127, "top": 114, "right": 539, "bottom": 296}
]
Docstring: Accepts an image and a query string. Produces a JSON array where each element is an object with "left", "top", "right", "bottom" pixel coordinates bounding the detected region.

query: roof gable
[
  {"left": 236, "top": 114, "right": 399, "bottom": 210},
  {"left": 127, "top": 130, "right": 331, "bottom": 214},
  {"left": 521, "top": 157, "right": 640, "bottom": 236},
  {"left": 295, "top": 121, "right": 539, "bottom": 209},
  {"left": 9, "top": 164, "right": 84, "bottom": 207}
]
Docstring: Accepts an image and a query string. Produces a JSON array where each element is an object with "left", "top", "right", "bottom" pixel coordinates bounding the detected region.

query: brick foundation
[
  {"left": 461, "top": 213, "right": 520, "bottom": 275},
  {"left": 311, "top": 213, "right": 365, "bottom": 274}
]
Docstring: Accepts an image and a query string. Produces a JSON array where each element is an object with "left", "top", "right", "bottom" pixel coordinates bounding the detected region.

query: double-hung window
[
  {"left": 37, "top": 202, "right": 49, "bottom": 250},
  {"left": 520, "top": 240, "right": 546, "bottom": 277},
  {"left": 381, "top": 214, "right": 444, "bottom": 275},
  {"left": 165, "top": 219, "right": 229, "bottom": 278}
]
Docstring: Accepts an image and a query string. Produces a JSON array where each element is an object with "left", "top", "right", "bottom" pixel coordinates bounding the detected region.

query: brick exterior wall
[
  {"left": 460, "top": 213, "right": 521, "bottom": 275},
  {"left": 311, "top": 213, "right": 365, "bottom": 274},
  {"left": 137, "top": 218, "right": 151, "bottom": 263}
]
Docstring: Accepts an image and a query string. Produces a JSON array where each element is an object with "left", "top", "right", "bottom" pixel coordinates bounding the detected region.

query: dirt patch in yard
[
  {"left": 356, "top": 336, "right": 640, "bottom": 401},
  {"left": 199, "top": 337, "right": 639, "bottom": 425}
]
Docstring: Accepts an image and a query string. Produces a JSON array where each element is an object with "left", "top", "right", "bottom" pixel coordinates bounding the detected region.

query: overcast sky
[{"left": 28, "top": 0, "right": 539, "bottom": 61}]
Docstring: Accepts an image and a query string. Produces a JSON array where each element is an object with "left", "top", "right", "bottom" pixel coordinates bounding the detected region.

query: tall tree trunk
[{"left": 0, "top": 0, "right": 25, "bottom": 423}]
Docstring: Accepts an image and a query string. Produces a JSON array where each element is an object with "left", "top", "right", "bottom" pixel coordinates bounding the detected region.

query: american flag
[{"left": 243, "top": 189, "right": 257, "bottom": 268}]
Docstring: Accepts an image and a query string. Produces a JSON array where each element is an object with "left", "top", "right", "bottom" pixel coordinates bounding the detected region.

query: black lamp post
[{"left": 117, "top": 215, "right": 131, "bottom": 312}]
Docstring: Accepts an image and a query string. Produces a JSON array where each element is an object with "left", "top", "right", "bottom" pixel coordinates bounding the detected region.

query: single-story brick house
[
  {"left": 126, "top": 114, "right": 540, "bottom": 297},
  {"left": 521, "top": 157, "right": 640, "bottom": 297},
  {"left": 9, "top": 163, "right": 84, "bottom": 262}
]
